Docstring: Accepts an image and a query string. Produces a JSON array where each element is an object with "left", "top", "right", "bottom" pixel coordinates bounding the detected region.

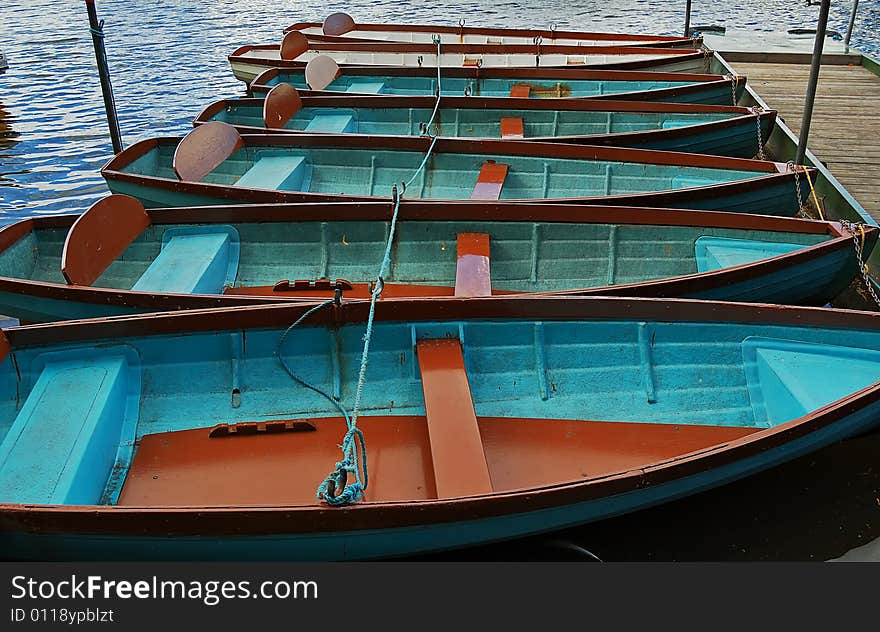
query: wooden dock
[{"left": 732, "top": 62, "right": 880, "bottom": 220}]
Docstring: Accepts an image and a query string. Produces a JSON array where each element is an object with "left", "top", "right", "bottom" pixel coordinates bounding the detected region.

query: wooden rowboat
[
  {"left": 3, "top": 296, "right": 880, "bottom": 560},
  {"left": 101, "top": 123, "right": 812, "bottom": 214},
  {"left": 228, "top": 32, "right": 709, "bottom": 84},
  {"left": 197, "top": 89, "right": 774, "bottom": 158},
  {"left": 0, "top": 195, "right": 868, "bottom": 322},
  {"left": 249, "top": 64, "right": 745, "bottom": 105},
  {"left": 286, "top": 13, "right": 702, "bottom": 48}
]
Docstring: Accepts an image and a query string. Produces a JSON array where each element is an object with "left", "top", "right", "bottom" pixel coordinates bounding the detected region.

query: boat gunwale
[{"left": 1, "top": 296, "right": 879, "bottom": 536}]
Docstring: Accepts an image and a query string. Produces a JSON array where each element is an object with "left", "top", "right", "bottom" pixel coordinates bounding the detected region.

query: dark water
[
  {"left": 0, "top": 0, "right": 878, "bottom": 220},
  {"left": 0, "top": 2, "right": 878, "bottom": 560}
]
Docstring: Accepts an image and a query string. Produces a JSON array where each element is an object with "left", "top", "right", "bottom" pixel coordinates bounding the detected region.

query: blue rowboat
[
  {"left": 3, "top": 296, "right": 880, "bottom": 560},
  {"left": 0, "top": 195, "right": 870, "bottom": 323},
  {"left": 228, "top": 33, "right": 708, "bottom": 84},
  {"left": 196, "top": 91, "right": 774, "bottom": 158},
  {"left": 248, "top": 65, "right": 745, "bottom": 105},
  {"left": 101, "top": 124, "right": 811, "bottom": 213}
]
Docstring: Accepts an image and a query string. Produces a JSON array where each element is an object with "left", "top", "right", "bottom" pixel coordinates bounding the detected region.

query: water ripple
[{"left": 0, "top": 0, "right": 876, "bottom": 222}]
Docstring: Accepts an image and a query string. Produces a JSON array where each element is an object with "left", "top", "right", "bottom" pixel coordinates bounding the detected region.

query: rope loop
[
  {"left": 89, "top": 19, "right": 106, "bottom": 38},
  {"left": 309, "top": 52, "right": 444, "bottom": 507},
  {"left": 316, "top": 425, "right": 367, "bottom": 505}
]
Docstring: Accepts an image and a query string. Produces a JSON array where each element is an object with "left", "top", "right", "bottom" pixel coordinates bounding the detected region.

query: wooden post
[
  {"left": 795, "top": 0, "right": 831, "bottom": 166},
  {"left": 85, "top": 0, "right": 123, "bottom": 154}
]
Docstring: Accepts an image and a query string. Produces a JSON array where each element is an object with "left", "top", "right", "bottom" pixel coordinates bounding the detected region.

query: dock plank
[{"left": 733, "top": 62, "right": 880, "bottom": 219}]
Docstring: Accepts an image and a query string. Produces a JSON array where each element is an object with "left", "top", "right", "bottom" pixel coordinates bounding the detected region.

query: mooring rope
[
  {"left": 424, "top": 34, "right": 443, "bottom": 134},
  {"left": 89, "top": 19, "right": 106, "bottom": 39},
  {"left": 311, "top": 41, "right": 444, "bottom": 506}
]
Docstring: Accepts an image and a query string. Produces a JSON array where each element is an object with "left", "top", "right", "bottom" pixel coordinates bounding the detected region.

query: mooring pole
[
  {"left": 85, "top": 0, "right": 123, "bottom": 154},
  {"left": 684, "top": 0, "right": 692, "bottom": 38},
  {"left": 795, "top": 0, "right": 830, "bottom": 166},
  {"left": 845, "top": 0, "right": 860, "bottom": 50}
]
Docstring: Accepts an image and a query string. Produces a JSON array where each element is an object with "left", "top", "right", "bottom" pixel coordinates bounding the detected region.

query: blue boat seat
[
  {"left": 346, "top": 82, "right": 385, "bottom": 94},
  {"left": 236, "top": 155, "right": 309, "bottom": 191},
  {"left": 695, "top": 237, "right": 803, "bottom": 272},
  {"left": 0, "top": 349, "right": 140, "bottom": 505},
  {"left": 305, "top": 113, "right": 356, "bottom": 133},
  {"left": 131, "top": 226, "right": 240, "bottom": 295},
  {"left": 742, "top": 337, "right": 880, "bottom": 426}
]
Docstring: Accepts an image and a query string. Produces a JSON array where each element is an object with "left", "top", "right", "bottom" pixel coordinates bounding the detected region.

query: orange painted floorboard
[{"left": 118, "top": 416, "right": 757, "bottom": 506}]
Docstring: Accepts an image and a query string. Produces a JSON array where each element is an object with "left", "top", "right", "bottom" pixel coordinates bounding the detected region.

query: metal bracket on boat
[
  {"left": 417, "top": 55, "right": 423, "bottom": 67},
  {"left": 549, "top": 23, "right": 558, "bottom": 40},
  {"left": 458, "top": 18, "right": 465, "bottom": 35},
  {"left": 534, "top": 34, "right": 543, "bottom": 67},
  {"left": 272, "top": 278, "right": 353, "bottom": 293},
  {"left": 464, "top": 84, "right": 472, "bottom": 96},
  {"left": 209, "top": 420, "right": 317, "bottom": 438}
]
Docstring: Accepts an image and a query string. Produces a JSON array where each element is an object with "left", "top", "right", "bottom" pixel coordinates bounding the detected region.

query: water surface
[{"left": 0, "top": 0, "right": 877, "bottom": 219}]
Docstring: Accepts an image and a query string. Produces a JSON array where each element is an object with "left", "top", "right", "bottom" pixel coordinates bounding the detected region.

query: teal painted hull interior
[
  {"left": 262, "top": 72, "right": 705, "bottom": 100},
  {"left": 212, "top": 101, "right": 733, "bottom": 137},
  {"left": 206, "top": 100, "right": 771, "bottom": 157},
  {"left": 117, "top": 142, "right": 767, "bottom": 202},
  {"left": 0, "top": 222, "right": 826, "bottom": 294},
  {"left": 2, "top": 313, "right": 880, "bottom": 509}
]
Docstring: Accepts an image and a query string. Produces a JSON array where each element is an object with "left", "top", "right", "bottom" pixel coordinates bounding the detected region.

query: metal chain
[
  {"left": 752, "top": 106, "right": 766, "bottom": 160},
  {"left": 841, "top": 219, "right": 880, "bottom": 308},
  {"left": 787, "top": 160, "right": 807, "bottom": 216}
]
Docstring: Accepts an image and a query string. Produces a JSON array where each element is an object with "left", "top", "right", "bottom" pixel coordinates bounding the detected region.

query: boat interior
[
  {"left": 257, "top": 71, "right": 700, "bottom": 98},
  {"left": 122, "top": 138, "right": 764, "bottom": 201},
  {"left": 0, "top": 313, "right": 878, "bottom": 508},
  {"left": 209, "top": 100, "right": 740, "bottom": 137},
  {"left": 0, "top": 217, "right": 827, "bottom": 296}
]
